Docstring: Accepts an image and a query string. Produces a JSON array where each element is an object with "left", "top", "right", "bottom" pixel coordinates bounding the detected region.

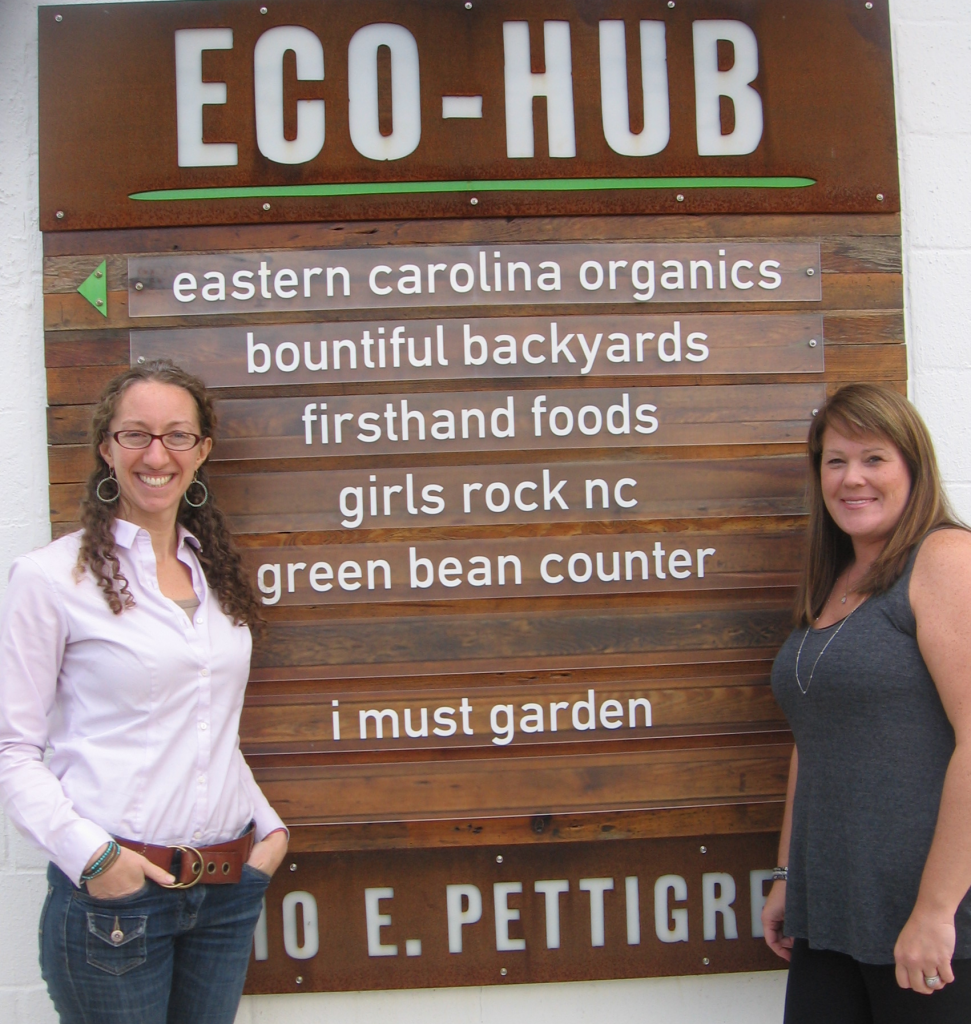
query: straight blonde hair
[{"left": 796, "top": 383, "right": 960, "bottom": 626}]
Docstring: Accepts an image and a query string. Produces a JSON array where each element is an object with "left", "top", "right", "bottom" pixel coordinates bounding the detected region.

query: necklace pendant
[{"left": 841, "top": 596, "right": 847, "bottom": 604}]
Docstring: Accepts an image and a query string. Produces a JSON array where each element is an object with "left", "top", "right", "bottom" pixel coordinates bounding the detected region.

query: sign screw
[
  {"left": 668, "top": 1, "right": 675, "bottom": 7},
  {"left": 676, "top": 194, "right": 685, "bottom": 202},
  {"left": 55, "top": 14, "right": 63, "bottom": 21},
  {"left": 289, "top": 862, "right": 298, "bottom": 872},
  {"left": 470, "top": 197, "right": 479, "bottom": 205},
  {"left": 702, "top": 957, "right": 710, "bottom": 966},
  {"left": 865, "top": 2, "right": 873, "bottom": 8},
  {"left": 260, "top": 6, "right": 268, "bottom": 13},
  {"left": 55, "top": 211, "right": 64, "bottom": 219},
  {"left": 465, "top": 2, "right": 473, "bottom": 8},
  {"left": 295, "top": 976, "right": 303, "bottom": 985},
  {"left": 496, "top": 854, "right": 503, "bottom": 864},
  {"left": 137, "top": 356, "right": 146, "bottom": 364},
  {"left": 263, "top": 202, "right": 271, "bottom": 211},
  {"left": 134, "top": 282, "right": 144, "bottom": 291},
  {"left": 876, "top": 193, "right": 884, "bottom": 201},
  {"left": 500, "top": 968, "right": 508, "bottom": 976},
  {"left": 812, "top": 409, "right": 820, "bottom": 416},
  {"left": 699, "top": 845, "right": 707, "bottom": 854},
  {"left": 806, "top": 268, "right": 815, "bottom": 276},
  {"left": 809, "top": 339, "right": 818, "bottom": 347}
]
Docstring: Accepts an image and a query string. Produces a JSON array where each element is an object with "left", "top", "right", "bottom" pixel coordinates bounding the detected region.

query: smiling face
[
  {"left": 819, "top": 426, "right": 912, "bottom": 552},
  {"left": 98, "top": 381, "right": 213, "bottom": 532}
]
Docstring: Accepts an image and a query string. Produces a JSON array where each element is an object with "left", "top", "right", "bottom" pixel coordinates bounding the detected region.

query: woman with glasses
[{"left": 0, "top": 360, "right": 287, "bottom": 1023}]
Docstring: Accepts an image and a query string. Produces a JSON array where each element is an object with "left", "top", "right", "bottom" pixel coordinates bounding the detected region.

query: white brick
[
  {"left": 0, "top": 990, "right": 17, "bottom": 1023},
  {"left": 891, "top": 1, "right": 971, "bottom": 23},
  {"left": 14, "top": 987, "right": 58, "bottom": 1024},
  {"left": 243, "top": 987, "right": 483, "bottom": 1024},
  {"left": 943, "top": 483, "right": 971, "bottom": 524},
  {"left": 9, "top": 823, "right": 51, "bottom": 873},
  {"left": 898, "top": 135, "right": 971, "bottom": 250},
  {"left": 893, "top": 22, "right": 971, "bottom": 136},
  {"left": 0, "top": 874, "right": 48, "bottom": 988},
  {"left": 911, "top": 371, "right": 971, "bottom": 483},
  {"left": 901, "top": 250, "right": 971, "bottom": 371}
]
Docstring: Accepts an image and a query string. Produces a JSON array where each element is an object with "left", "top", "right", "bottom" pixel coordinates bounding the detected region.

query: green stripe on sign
[{"left": 129, "top": 176, "right": 816, "bottom": 201}]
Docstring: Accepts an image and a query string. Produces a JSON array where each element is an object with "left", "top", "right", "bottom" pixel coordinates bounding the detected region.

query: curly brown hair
[{"left": 76, "top": 360, "right": 263, "bottom": 630}]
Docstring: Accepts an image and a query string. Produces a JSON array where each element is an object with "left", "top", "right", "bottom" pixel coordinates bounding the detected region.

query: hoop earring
[
  {"left": 96, "top": 469, "right": 120, "bottom": 503},
  {"left": 184, "top": 476, "right": 209, "bottom": 508}
]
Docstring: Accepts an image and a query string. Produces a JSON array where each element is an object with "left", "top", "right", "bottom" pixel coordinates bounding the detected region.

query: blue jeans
[{"left": 40, "top": 861, "right": 270, "bottom": 1024}]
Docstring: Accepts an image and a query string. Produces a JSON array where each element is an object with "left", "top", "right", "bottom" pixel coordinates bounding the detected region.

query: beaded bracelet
[{"left": 80, "top": 840, "right": 122, "bottom": 882}]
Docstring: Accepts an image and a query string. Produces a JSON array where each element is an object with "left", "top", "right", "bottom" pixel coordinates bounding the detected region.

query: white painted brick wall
[
  {"left": 1, "top": 0, "right": 968, "bottom": 1019},
  {"left": 893, "top": 0, "right": 971, "bottom": 523}
]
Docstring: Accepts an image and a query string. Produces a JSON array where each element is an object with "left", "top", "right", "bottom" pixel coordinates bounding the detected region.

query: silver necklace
[
  {"left": 794, "top": 615, "right": 852, "bottom": 695},
  {"left": 794, "top": 571, "right": 858, "bottom": 695}
]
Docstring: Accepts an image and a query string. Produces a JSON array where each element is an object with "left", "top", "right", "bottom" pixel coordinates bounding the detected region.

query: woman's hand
[
  {"left": 84, "top": 844, "right": 175, "bottom": 899},
  {"left": 246, "top": 829, "right": 288, "bottom": 878},
  {"left": 761, "top": 880, "right": 793, "bottom": 961},
  {"left": 894, "top": 904, "right": 956, "bottom": 994}
]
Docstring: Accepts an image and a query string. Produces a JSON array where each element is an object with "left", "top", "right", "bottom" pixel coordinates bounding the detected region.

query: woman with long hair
[
  {"left": 0, "top": 360, "right": 287, "bottom": 1022},
  {"left": 762, "top": 383, "right": 971, "bottom": 1022}
]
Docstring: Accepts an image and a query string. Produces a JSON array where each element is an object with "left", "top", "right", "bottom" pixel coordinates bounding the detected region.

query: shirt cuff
[
  {"left": 252, "top": 806, "right": 288, "bottom": 843},
  {"left": 56, "top": 819, "right": 115, "bottom": 888}
]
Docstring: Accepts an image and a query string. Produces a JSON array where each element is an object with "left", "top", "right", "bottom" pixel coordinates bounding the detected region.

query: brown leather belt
[{"left": 116, "top": 825, "right": 255, "bottom": 888}]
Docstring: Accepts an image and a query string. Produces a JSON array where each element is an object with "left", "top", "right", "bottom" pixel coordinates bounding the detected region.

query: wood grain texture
[
  {"left": 251, "top": 601, "right": 793, "bottom": 672},
  {"left": 255, "top": 742, "right": 793, "bottom": 823},
  {"left": 281, "top": 800, "right": 786, "bottom": 852},
  {"left": 41, "top": 210, "right": 902, "bottom": 849},
  {"left": 244, "top": 832, "right": 784, "bottom": 991}
]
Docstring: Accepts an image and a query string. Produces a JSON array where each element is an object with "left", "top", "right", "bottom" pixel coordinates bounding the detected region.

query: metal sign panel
[{"left": 38, "top": 0, "right": 898, "bottom": 230}]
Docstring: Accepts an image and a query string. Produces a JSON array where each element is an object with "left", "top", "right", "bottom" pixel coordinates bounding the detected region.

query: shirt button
[
  {"left": 193, "top": 831, "right": 202, "bottom": 840},
  {"left": 199, "top": 774, "right": 207, "bottom": 784},
  {"left": 200, "top": 668, "right": 210, "bottom": 677},
  {"left": 199, "top": 722, "right": 208, "bottom": 731}
]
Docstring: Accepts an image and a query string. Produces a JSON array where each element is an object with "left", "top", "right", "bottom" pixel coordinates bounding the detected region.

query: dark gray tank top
[{"left": 771, "top": 533, "right": 971, "bottom": 964}]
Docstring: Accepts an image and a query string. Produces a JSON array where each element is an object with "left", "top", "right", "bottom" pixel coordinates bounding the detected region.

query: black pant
[{"left": 785, "top": 938, "right": 971, "bottom": 1024}]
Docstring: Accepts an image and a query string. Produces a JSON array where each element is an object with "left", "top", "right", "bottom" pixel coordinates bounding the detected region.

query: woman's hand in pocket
[
  {"left": 246, "top": 829, "right": 288, "bottom": 879},
  {"left": 84, "top": 845, "right": 174, "bottom": 899}
]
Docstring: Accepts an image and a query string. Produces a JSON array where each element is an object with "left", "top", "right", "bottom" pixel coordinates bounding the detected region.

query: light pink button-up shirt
[{"left": 0, "top": 520, "right": 285, "bottom": 885}]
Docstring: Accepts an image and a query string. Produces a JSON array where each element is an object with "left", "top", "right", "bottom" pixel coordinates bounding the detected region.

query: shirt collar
[{"left": 111, "top": 518, "right": 201, "bottom": 552}]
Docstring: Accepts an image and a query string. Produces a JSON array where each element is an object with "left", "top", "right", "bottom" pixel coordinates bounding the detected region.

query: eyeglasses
[{"left": 111, "top": 430, "right": 204, "bottom": 451}]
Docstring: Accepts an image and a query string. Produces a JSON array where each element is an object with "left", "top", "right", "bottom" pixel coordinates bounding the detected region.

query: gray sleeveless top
[{"left": 771, "top": 534, "right": 971, "bottom": 964}]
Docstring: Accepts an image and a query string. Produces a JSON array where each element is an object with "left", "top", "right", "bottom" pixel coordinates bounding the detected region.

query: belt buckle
[{"left": 161, "top": 844, "right": 204, "bottom": 889}]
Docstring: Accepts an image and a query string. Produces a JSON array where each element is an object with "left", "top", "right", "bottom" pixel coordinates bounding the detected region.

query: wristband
[
  {"left": 771, "top": 866, "right": 788, "bottom": 882},
  {"left": 81, "top": 840, "right": 122, "bottom": 882}
]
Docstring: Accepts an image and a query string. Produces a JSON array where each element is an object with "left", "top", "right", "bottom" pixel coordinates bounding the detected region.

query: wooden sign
[
  {"left": 168, "top": 455, "right": 811, "bottom": 534},
  {"left": 38, "top": 0, "right": 903, "bottom": 996},
  {"left": 128, "top": 241, "right": 820, "bottom": 315},
  {"left": 241, "top": 667, "right": 786, "bottom": 756},
  {"left": 245, "top": 531, "right": 802, "bottom": 607},
  {"left": 130, "top": 312, "right": 824, "bottom": 386},
  {"left": 209, "top": 383, "right": 824, "bottom": 460},
  {"left": 244, "top": 834, "right": 783, "bottom": 992},
  {"left": 38, "top": 0, "right": 898, "bottom": 230}
]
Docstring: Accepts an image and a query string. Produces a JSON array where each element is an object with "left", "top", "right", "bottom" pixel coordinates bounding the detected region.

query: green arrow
[{"left": 77, "top": 260, "right": 107, "bottom": 317}]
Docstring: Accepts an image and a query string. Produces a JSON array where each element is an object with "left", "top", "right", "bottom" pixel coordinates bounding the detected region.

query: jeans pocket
[
  {"left": 85, "top": 912, "right": 148, "bottom": 976},
  {"left": 241, "top": 863, "right": 272, "bottom": 884}
]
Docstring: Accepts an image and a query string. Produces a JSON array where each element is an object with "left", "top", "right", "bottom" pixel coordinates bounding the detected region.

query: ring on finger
[{"left": 924, "top": 973, "right": 941, "bottom": 987}]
